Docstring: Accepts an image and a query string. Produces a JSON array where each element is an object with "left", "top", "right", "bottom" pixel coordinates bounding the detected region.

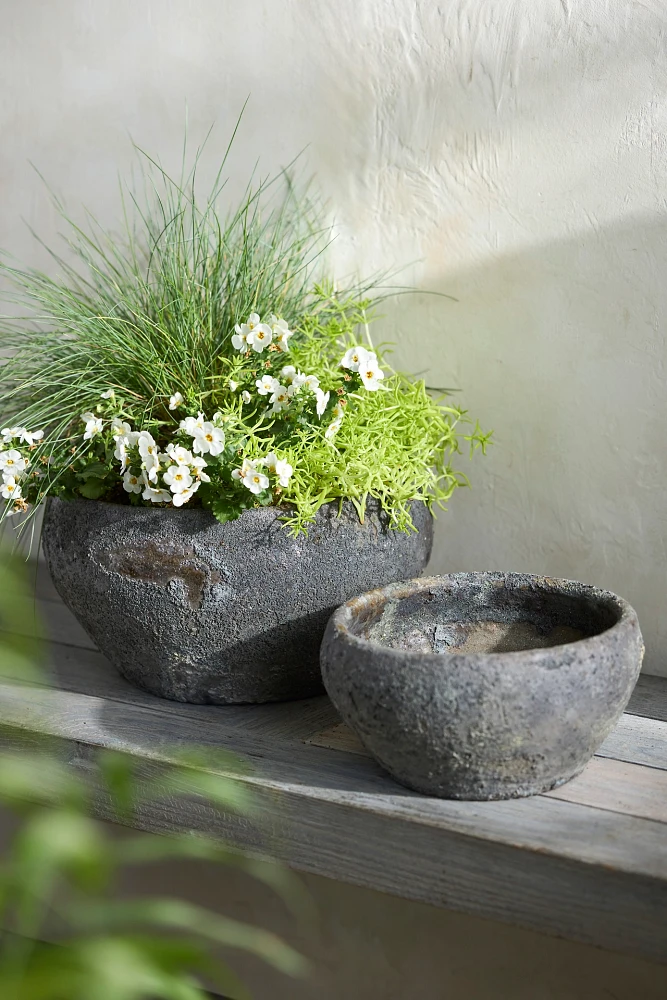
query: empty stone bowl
[{"left": 320, "top": 573, "right": 644, "bottom": 800}]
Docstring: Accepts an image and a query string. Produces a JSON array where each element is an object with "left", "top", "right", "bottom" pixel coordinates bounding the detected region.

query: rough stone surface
[
  {"left": 320, "top": 573, "right": 645, "bottom": 800},
  {"left": 42, "top": 497, "right": 433, "bottom": 704}
]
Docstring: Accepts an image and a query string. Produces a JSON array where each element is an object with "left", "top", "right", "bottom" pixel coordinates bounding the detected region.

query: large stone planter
[
  {"left": 42, "top": 497, "right": 432, "bottom": 704},
  {"left": 321, "top": 573, "right": 644, "bottom": 800}
]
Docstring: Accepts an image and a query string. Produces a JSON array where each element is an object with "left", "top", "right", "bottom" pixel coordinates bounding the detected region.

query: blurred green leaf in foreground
[{"left": 0, "top": 556, "right": 307, "bottom": 1000}]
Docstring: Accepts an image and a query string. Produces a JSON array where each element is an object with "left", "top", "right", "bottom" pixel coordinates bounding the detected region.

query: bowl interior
[{"left": 349, "top": 576, "right": 623, "bottom": 655}]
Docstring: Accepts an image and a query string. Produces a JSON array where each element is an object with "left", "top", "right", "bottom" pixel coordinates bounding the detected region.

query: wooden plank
[
  {"left": 14, "top": 572, "right": 667, "bottom": 961},
  {"left": 306, "top": 722, "right": 365, "bottom": 755},
  {"left": 545, "top": 757, "right": 667, "bottom": 823},
  {"left": 0, "top": 681, "right": 665, "bottom": 964},
  {"left": 6, "top": 617, "right": 667, "bottom": 773},
  {"left": 0, "top": 635, "right": 339, "bottom": 743},
  {"left": 0, "top": 679, "right": 665, "bottom": 881},
  {"left": 627, "top": 674, "right": 667, "bottom": 722},
  {"left": 306, "top": 710, "right": 667, "bottom": 774},
  {"left": 596, "top": 714, "right": 667, "bottom": 770},
  {"left": 307, "top": 722, "right": 667, "bottom": 823}
]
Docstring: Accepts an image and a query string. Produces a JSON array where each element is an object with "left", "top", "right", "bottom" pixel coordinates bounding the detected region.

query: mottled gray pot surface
[
  {"left": 321, "top": 573, "right": 644, "bottom": 800},
  {"left": 42, "top": 497, "right": 432, "bottom": 704}
]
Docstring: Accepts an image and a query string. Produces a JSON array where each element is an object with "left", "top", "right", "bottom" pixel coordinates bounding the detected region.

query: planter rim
[
  {"left": 45, "top": 495, "right": 292, "bottom": 517},
  {"left": 328, "top": 571, "right": 640, "bottom": 666},
  {"left": 45, "top": 495, "right": 426, "bottom": 521}
]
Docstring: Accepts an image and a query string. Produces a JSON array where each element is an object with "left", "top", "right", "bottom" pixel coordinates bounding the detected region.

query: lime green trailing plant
[{"left": 0, "top": 131, "right": 489, "bottom": 534}]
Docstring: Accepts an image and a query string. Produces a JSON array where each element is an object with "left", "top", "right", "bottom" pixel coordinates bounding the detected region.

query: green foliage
[
  {"left": 0, "top": 558, "right": 306, "bottom": 999},
  {"left": 0, "top": 126, "right": 489, "bottom": 533}
]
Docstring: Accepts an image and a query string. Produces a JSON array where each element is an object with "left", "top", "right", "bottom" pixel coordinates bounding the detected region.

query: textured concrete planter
[
  {"left": 42, "top": 497, "right": 432, "bottom": 704},
  {"left": 321, "top": 573, "right": 644, "bottom": 800}
]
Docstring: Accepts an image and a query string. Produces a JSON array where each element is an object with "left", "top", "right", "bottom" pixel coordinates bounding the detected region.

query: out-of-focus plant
[{"left": 0, "top": 557, "right": 306, "bottom": 1000}]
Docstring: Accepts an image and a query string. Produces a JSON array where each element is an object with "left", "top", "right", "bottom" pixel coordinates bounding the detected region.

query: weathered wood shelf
[{"left": 2, "top": 566, "right": 667, "bottom": 964}]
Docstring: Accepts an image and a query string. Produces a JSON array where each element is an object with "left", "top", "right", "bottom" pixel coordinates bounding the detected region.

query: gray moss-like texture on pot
[
  {"left": 320, "top": 573, "right": 644, "bottom": 800},
  {"left": 42, "top": 497, "right": 432, "bottom": 704}
]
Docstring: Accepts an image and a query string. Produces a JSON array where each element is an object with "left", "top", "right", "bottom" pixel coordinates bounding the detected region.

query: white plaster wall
[{"left": 2, "top": 0, "right": 667, "bottom": 672}]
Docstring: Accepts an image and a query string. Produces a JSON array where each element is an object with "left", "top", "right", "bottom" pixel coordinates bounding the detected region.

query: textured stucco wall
[{"left": 2, "top": 1, "right": 667, "bottom": 672}]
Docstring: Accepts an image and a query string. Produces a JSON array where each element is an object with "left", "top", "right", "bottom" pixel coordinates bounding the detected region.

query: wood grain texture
[
  {"left": 1, "top": 685, "right": 665, "bottom": 964},
  {"left": 3, "top": 574, "right": 667, "bottom": 963},
  {"left": 307, "top": 724, "right": 667, "bottom": 823}
]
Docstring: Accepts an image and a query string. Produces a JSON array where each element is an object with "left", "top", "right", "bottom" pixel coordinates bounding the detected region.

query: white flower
[
  {"left": 232, "top": 457, "right": 262, "bottom": 483},
  {"left": 270, "top": 315, "right": 293, "bottom": 353},
  {"left": 256, "top": 375, "right": 279, "bottom": 396},
  {"left": 228, "top": 380, "right": 239, "bottom": 392},
  {"left": 358, "top": 353, "right": 385, "bottom": 391},
  {"left": 246, "top": 322, "right": 273, "bottom": 352},
  {"left": 304, "top": 374, "right": 320, "bottom": 392},
  {"left": 325, "top": 419, "right": 343, "bottom": 439},
  {"left": 190, "top": 456, "right": 210, "bottom": 483},
  {"left": 340, "top": 346, "right": 369, "bottom": 372},
  {"left": 81, "top": 412, "right": 103, "bottom": 440},
  {"left": 17, "top": 428, "right": 44, "bottom": 445},
  {"left": 264, "top": 452, "right": 293, "bottom": 488},
  {"left": 242, "top": 467, "right": 270, "bottom": 494},
  {"left": 111, "top": 418, "right": 132, "bottom": 437},
  {"left": 141, "top": 480, "right": 172, "bottom": 503},
  {"left": 1, "top": 477, "right": 22, "bottom": 500},
  {"left": 172, "top": 481, "right": 200, "bottom": 507},
  {"left": 1, "top": 427, "right": 22, "bottom": 444},
  {"left": 100, "top": 389, "right": 115, "bottom": 400},
  {"left": 166, "top": 443, "right": 194, "bottom": 466},
  {"left": 231, "top": 324, "right": 250, "bottom": 351},
  {"left": 180, "top": 412, "right": 206, "bottom": 435},
  {"left": 314, "top": 388, "right": 330, "bottom": 417},
  {"left": 169, "top": 392, "right": 184, "bottom": 410},
  {"left": 112, "top": 423, "right": 135, "bottom": 473},
  {"left": 138, "top": 431, "right": 160, "bottom": 482},
  {"left": 325, "top": 402, "right": 345, "bottom": 439},
  {"left": 163, "top": 464, "right": 193, "bottom": 494},
  {"left": 241, "top": 390, "right": 251, "bottom": 404},
  {"left": 285, "top": 369, "right": 308, "bottom": 397},
  {"left": 122, "top": 470, "right": 142, "bottom": 494},
  {"left": 0, "top": 450, "right": 27, "bottom": 475},
  {"left": 269, "top": 385, "right": 290, "bottom": 413},
  {"left": 192, "top": 422, "right": 225, "bottom": 457}
]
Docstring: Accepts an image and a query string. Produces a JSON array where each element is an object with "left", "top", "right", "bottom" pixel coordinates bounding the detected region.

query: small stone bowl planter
[{"left": 320, "top": 573, "right": 644, "bottom": 800}]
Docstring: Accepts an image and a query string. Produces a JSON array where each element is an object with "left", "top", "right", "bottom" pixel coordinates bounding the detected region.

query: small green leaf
[
  {"left": 98, "top": 750, "right": 136, "bottom": 823},
  {"left": 0, "top": 755, "right": 86, "bottom": 810},
  {"left": 78, "top": 478, "right": 107, "bottom": 499},
  {"left": 77, "top": 462, "right": 108, "bottom": 480},
  {"left": 209, "top": 499, "right": 243, "bottom": 524}
]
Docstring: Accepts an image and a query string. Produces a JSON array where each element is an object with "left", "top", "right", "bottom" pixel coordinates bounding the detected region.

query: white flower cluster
[
  {"left": 231, "top": 452, "right": 293, "bottom": 495},
  {"left": 0, "top": 425, "right": 44, "bottom": 514},
  {"left": 232, "top": 313, "right": 293, "bottom": 354},
  {"left": 253, "top": 365, "right": 330, "bottom": 417},
  {"left": 340, "top": 346, "right": 385, "bottom": 391},
  {"left": 104, "top": 409, "right": 224, "bottom": 507},
  {"left": 325, "top": 401, "right": 345, "bottom": 440}
]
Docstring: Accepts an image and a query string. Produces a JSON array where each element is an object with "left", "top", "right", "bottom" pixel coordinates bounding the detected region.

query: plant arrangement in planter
[{"left": 0, "top": 135, "right": 489, "bottom": 703}]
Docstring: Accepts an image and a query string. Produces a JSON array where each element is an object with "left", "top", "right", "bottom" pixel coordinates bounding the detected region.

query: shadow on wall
[{"left": 375, "top": 213, "right": 667, "bottom": 676}]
